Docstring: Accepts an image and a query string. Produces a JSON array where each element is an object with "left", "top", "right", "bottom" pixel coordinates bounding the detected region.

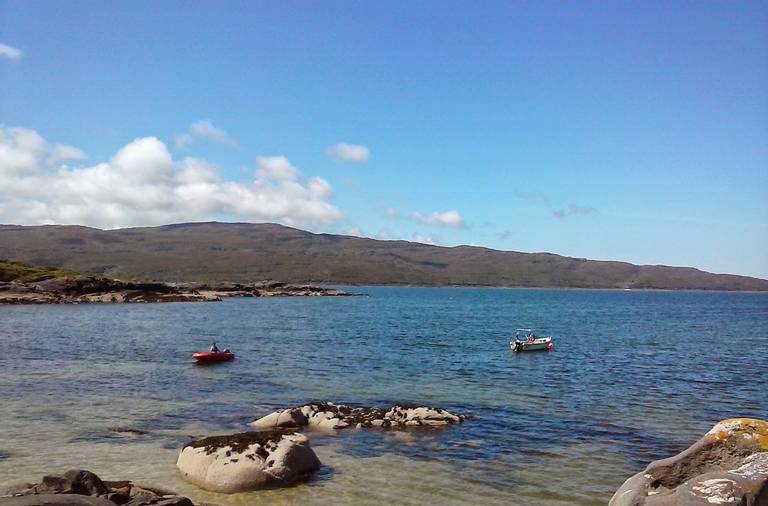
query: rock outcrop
[
  {"left": 610, "top": 418, "right": 768, "bottom": 506},
  {"left": 0, "top": 469, "right": 194, "bottom": 506},
  {"left": 0, "top": 278, "right": 220, "bottom": 305},
  {"left": 176, "top": 430, "right": 321, "bottom": 493},
  {"left": 250, "top": 402, "right": 468, "bottom": 431},
  {"left": 0, "top": 260, "right": 352, "bottom": 305},
  {"left": 190, "top": 281, "right": 353, "bottom": 298}
]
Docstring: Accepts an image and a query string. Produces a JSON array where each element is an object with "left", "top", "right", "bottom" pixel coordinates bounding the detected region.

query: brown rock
[{"left": 610, "top": 418, "right": 768, "bottom": 506}]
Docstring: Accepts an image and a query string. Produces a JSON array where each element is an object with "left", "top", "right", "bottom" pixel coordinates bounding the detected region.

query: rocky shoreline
[
  {"left": 0, "top": 278, "right": 352, "bottom": 306},
  {"left": 186, "top": 281, "right": 352, "bottom": 300},
  {"left": 2, "top": 413, "right": 765, "bottom": 503}
]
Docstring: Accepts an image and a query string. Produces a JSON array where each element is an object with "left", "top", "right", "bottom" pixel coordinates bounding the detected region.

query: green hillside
[{"left": 0, "top": 260, "right": 84, "bottom": 283}]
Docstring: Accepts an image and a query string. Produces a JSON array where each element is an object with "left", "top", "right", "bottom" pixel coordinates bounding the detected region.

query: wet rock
[
  {"left": 610, "top": 418, "right": 768, "bottom": 506},
  {"left": 249, "top": 408, "right": 307, "bottom": 430},
  {"left": 0, "top": 470, "right": 196, "bottom": 506},
  {"left": 36, "top": 470, "right": 109, "bottom": 496},
  {"left": 101, "top": 493, "right": 129, "bottom": 505},
  {"left": 0, "top": 484, "right": 34, "bottom": 498},
  {"left": 0, "top": 494, "right": 116, "bottom": 506},
  {"left": 125, "top": 485, "right": 178, "bottom": 498},
  {"left": 250, "top": 402, "right": 468, "bottom": 431},
  {"left": 123, "top": 493, "right": 193, "bottom": 506},
  {"left": 176, "top": 430, "right": 321, "bottom": 493}
]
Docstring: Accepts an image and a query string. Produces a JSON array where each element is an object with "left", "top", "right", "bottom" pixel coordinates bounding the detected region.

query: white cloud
[
  {"left": 0, "top": 127, "right": 46, "bottom": 174},
  {"left": 175, "top": 120, "right": 236, "bottom": 148},
  {"left": 51, "top": 144, "right": 87, "bottom": 162},
  {"left": 0, "top": 43, "right": 22, "bottom": 61},
  {"left": 411, "top": 210, "right": 465, "bottom": 228},
  {"left": 0, "top": 125, "right": 342, "bottom": 229},
  {"left": 256, "top": 156, "right": 300, "bottom": 181},
  {"left": 412, "top": 233, "right": 441, "bottom": 245},
  {"left": 327, "top": 142, "right": 370, "bottom": 163}
]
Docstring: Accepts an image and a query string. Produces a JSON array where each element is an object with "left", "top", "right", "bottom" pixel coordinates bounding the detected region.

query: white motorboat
[{"left": 510, "top": 328, "right": 555, "bottom": 352}]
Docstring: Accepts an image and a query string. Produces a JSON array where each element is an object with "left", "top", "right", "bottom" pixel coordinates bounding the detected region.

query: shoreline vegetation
[
  {"left": 1, "top": 222, "right": 766, "bottom": 291},
  {"left": 0, "top": 261, "right": 352, "bottom": 305}
]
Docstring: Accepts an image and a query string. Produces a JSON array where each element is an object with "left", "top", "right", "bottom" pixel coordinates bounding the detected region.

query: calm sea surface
[{"left": 1, "top": 288, "right": 766, "bottom": 505}]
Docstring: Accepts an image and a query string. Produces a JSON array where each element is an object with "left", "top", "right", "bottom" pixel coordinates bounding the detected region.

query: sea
[{"left": 1, "top": 287, "right": 766, "bottom": 505}]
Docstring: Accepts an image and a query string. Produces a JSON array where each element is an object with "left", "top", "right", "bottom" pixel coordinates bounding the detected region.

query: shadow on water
[{"left": 304, "top": 464, "right": 336, "bottom": 488}]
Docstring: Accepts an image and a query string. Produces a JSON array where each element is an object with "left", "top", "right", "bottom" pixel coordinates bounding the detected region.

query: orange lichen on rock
[{"left": 705, "top": 418, "right": 768, "bottom": 450}]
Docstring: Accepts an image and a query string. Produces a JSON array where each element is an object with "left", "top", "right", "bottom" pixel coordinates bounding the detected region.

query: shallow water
[{"left": 1, "top": 288, "right": 766, "bottom": 504}]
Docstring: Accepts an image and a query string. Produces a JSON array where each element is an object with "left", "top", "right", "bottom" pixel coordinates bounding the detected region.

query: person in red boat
[{"left": 210, "top": 342, "right": 220, "bottom": 352}]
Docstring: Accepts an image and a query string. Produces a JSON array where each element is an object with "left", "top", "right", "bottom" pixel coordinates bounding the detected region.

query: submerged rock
[
  {"left": 0, "top": 470, "right": 194, "bottom": 506},
  {"left": 250, "top": 401, "right": 468, "bottom": 431},
  {"left": 107, "top": 427, "right": 148, "bottom": 436},
  {"left": 176, "top": 430, "right": 321, "bottom": 493},
  {"left": 610, "top": 418, "right": 768, "bottom": 506}
]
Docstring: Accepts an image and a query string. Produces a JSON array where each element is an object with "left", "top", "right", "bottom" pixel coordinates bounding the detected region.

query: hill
[{"left": 0, "top": 222, "right": 766, "bottom": 291}]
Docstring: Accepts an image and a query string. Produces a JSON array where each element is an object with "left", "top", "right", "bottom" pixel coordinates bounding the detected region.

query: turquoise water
[{"left": 1, "top": 288, "right": 766, "bottom": 504}]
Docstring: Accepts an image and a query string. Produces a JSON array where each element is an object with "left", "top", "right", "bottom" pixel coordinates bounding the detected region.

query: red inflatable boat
[{"left": 192, "top": 351, "right": 235, "bottom": 364}]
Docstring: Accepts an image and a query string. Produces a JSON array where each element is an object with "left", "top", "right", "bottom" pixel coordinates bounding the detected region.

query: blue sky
[{"left": 1, "top": 1, "right": 766, "bottom": 278}]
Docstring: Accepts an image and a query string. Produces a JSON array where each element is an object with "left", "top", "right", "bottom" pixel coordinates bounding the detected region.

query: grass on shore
[{"left": 0, "top": 260, "right": 85, "bottom": 283}]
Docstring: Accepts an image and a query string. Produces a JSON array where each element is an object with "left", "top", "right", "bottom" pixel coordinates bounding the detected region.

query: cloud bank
[
  {"left": 0, "top": 43, "right": 22, "bottom": 60},
  {"left": 0, "top": 126, "right": 341, "bottom": 229},
  {"left": 327, "top": 142, "right": 370, "bottom": 162}
]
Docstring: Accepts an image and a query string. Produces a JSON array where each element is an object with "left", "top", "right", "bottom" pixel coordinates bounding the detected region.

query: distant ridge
[{"left": 0, "top": 222, "right": 766, "bottom": 291}]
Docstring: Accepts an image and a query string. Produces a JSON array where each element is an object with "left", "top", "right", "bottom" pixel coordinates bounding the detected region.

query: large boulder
[
  {"left": 176, "top": 430, "right": 321, "bottom": 493},
  {"left": 610, "top": 418, "right": 768, "bottom": 506},
  {"left": 250, "top": 402, "right": 467, "bottom": 431}
]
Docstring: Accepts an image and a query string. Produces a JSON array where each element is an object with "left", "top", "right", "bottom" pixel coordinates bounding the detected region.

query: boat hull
[
  {"left": 193, "top": 352, "right": 235, "bottom": 364},
  {"left": 511, "top": 337, "right": 553, "bottom": 352}
]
